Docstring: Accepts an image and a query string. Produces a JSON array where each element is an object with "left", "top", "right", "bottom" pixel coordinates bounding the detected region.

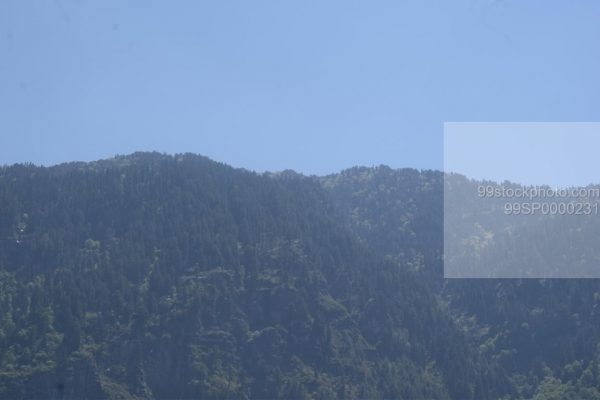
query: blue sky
[
  {"left": 445, "top": 122, "right": 600, "bottom": 187},
  {"left": 1, "top": 1, "right": 599, "bottom": 174}
]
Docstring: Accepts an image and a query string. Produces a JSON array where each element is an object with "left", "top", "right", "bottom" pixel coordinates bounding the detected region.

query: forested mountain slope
[
  {"left": 0, "top": 153, "right": 507, "bottom": 399},
  {"left": 321, "top": 166, "right": 600, "bottom": 399}
]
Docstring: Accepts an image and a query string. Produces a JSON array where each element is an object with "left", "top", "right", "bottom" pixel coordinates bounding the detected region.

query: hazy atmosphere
[{"left": 2, "top": 2, "right": 600, "bottom": 400}]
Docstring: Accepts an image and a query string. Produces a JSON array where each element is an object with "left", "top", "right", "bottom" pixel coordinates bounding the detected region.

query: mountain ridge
[
  {"left": 0, "top": 152, "right": 506, "bottom": 399},
  {"left": 2, "top": 152, "right": 599, "bottom": 399}
]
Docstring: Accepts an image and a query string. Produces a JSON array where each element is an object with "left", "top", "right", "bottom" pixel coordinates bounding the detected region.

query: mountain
[
  {"left": 0, "top": 153, "right": 507, "bottom": 399},
  {"left": 3, "top": 152, "right": 599, "bottom": 399},
  {"left": 321, "top": 165, "right": 600, "bottom": 399}
]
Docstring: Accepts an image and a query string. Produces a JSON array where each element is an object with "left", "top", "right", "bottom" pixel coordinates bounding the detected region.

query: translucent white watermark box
[{"left": 444, "top": 122, "right": 600, "bottom": 278}]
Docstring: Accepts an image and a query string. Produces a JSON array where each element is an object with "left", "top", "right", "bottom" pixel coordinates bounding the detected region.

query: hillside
[
  {"left": 321, "top": 166, "right": 600, "bottom": 399},
  {"left": 3, "top": 153, "right": 599, "bottom": 399},
  {"left": 0, "top": 153, "right": 506, "bottom": 399}
]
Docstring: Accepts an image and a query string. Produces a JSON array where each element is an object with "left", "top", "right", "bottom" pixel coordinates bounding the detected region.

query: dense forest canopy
[{"left": 1, "top": 152, "right": 599, "bottom": 399}]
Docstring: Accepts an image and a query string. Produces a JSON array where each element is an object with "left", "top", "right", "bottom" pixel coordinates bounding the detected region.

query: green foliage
[
  {"left": 0, "top": 153, "right": 495, "bottom": 399},
  {"left": 2, "top": 154, "right": 597, "bottom": 399},
  {"left": 322, "top": 165, "right": 600, "bottom": 400}
]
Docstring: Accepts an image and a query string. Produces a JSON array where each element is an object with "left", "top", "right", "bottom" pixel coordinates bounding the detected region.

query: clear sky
[
  {"left": 1, "top": 1, "right": 599, "bottom": 175},
  {"left": 445, "top": 122, "right": 600, "bottom": 187}
]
